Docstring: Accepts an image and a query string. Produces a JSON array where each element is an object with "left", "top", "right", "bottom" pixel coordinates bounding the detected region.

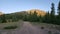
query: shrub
[
  {"left": 48, "top": 31, "right": 52, "bottom": 34},
  {"left": 4, "top": 26, "right": 17, "bottom": 29},
  {"left": 41, "top": 26, "right": 44, "bottom": 29}
]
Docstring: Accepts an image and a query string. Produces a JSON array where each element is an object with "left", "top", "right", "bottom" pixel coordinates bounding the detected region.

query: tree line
[{"left": 23, "top": 1, "right": 60, "bottom": 25}]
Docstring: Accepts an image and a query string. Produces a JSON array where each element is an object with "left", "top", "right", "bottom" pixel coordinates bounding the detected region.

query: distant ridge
[
  {"left": 1, "top": 9, "right": 46, "bottom": 16},
  {"left": 0, "top": 12, "right": 3, "bottom": 15},
  {"left": 26, "top": 9, "right": 46, "bottom": 16}
]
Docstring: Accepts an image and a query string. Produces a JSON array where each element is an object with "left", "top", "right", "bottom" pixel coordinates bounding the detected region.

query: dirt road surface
[
  {"left": 18, "top": 22, "right": 48, "bottom": 34},
  {"left": 0, "top": 21, "right": 60, "bottom": 34}
]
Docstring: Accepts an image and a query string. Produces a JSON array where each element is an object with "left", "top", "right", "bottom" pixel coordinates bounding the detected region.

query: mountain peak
[{"left": 27, "top": 9, "right": 46, "bottom": 16}]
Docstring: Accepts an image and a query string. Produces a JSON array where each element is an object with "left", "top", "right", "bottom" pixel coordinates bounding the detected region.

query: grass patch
[{"left": 4, "top": 26, "right": 17, "bottom": 29}]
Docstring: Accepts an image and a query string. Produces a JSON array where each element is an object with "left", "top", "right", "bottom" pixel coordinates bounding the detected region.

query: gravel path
[{"left": 16, "top": 22, "right": 48, "bottom": 34}]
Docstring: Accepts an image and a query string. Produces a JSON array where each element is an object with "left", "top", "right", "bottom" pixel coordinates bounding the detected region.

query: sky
[{"left": 0, "top": 0, "right": 59, "bottom": 14}]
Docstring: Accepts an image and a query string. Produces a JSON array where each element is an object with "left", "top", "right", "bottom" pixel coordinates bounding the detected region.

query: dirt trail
[{"left": 18, "top": 22, "right": 48, "bottom": 34}]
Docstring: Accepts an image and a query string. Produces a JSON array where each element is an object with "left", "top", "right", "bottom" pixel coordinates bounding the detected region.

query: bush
[
  {"left": 48, "top": 31, "right": 52, "bottom": 34},
  {"left": 41, "top": 26, "right": 44, "bottom": 29},
  {"left": 4, "top": 26, "right": 17, "bottom": 29}
]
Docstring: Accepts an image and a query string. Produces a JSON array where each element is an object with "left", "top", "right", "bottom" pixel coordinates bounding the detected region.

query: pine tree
[
  {"left": 33, "top": 10, "right": 39, "bottom": 22},
  {"left": 57, "top": 1, "right": 60, "bottom": 24},
  {"left": 29, "top": 10, "right": 39, "bottom": 22},
  {"left": 43, "top": 11, "right": 50, "bottom": 23},
  {"left": 0, "top": 15, "right": 3, "bottom": 23},
  {"left": 50, "top": 3, "right": 55, "bottom": 24},
  {"left": 28, "top": 11, "right": 32, "bottom": 21},
  {"left": 57, "top": 1, "right": 60, "bottom": 16},
  {"left": 2, "top": 14, "right": 6, "bottom": 23},
  {"left": 50, "top": 3, "right": 55, "bottom": 16},
  {"left": 39, "top": 15, "right": 42, "bottom": 22},
  {"left": 23, "top": 14, "right": 28, "bottom": 21}
]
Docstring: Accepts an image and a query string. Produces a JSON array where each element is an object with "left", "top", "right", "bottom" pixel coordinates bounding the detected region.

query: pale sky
[{"left": 0, "top": 0, "right": 59, "bottom": 14}]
